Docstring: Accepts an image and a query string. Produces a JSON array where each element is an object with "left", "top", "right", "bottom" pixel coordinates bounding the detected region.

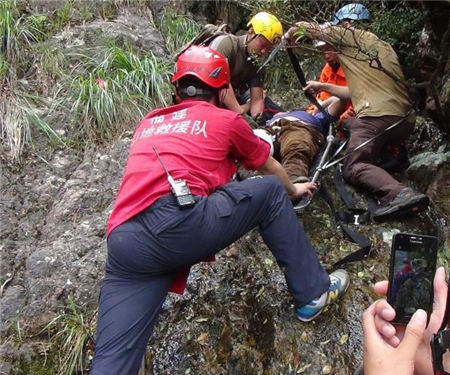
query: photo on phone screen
[{"left": 387, "top": 233, "right": 438, "bottom": 324}]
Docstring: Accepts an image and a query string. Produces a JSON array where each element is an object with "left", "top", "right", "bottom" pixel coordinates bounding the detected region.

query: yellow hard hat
[{"left": 247, "top": 12, "right": 283, "bottom": 44}]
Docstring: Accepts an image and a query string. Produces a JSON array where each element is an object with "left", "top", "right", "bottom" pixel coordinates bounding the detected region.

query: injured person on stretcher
[{"left": 256, "top": 96, "right": 347, "bottom": 183}]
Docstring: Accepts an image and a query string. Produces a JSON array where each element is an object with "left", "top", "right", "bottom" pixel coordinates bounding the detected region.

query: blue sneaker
[{"left": 296, "top": 269, "right": 349, "bottom": 322}]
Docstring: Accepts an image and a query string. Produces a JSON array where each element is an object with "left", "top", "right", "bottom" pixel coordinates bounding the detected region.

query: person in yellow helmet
[
  {"left": 248, "top": 11, "right": 283, "bottom": 45},
  {"left": 208, "top": 12, "right": 283, "bottom": 118}
]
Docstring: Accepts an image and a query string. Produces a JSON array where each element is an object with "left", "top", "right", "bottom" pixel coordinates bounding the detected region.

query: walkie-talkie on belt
[{"left": 153, "top": 145, "right": 196, "bottom": 209}]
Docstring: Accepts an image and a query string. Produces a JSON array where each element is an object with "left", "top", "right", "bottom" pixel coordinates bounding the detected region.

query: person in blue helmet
[
  {"left": 283, "top": 3, "right": 430, "bottom": 222},
  {"left": 332, "top": 3, "right": 371, "bottom": 25}
]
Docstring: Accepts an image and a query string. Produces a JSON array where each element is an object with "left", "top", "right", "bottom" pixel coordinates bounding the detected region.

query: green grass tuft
[
  {"left": 38, "top": 296, "right": 96, "bottom": 375},
  {"left": 159, "top": 13, "right": 202, "bottom": 56},
  {"left": 67, "top": 44, "right": 172, "bottom": 141},
  {"left": 1, "top": 94, "right": 67, "bottom": 160}
]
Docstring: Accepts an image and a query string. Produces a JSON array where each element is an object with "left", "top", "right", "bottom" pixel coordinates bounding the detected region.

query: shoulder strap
[{"left": 209, "top": 33, "right": 240, "bottom": 78}]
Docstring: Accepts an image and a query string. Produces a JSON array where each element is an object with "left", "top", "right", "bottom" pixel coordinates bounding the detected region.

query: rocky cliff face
[{"left": 0, "top": 2, "right": 449, "bottom": 375}]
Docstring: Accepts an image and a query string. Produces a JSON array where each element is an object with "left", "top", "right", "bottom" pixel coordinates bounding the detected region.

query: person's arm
[
  {"left": 304, "top": 80, "right": 351, "bottom": 100},
  {"left": 249, "top": 86, "right": 265, "bottom": 116},
  {"left": 319, "top": 96, "right": 338, "bottom": 109},
  {"left": 370, "top": 266, "right": 448, "bottom": 375},
  {"left": 220, "top": 83, "right": 247, "bottom": 114},
  {"left": 257, "top": 156, "right": 317, "bottom": 200}
]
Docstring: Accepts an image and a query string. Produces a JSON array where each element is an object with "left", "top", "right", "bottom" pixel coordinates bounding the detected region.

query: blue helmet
[{"left": 332, "top": 3, "right": 371, "bottom": 25}]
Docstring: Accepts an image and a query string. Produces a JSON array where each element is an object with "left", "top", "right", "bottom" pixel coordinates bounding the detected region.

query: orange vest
[{"left": 306, "top": 63, "right": 354, "bottom": 118}]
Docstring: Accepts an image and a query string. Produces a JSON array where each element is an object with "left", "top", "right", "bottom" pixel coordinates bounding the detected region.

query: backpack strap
[
  {"left": 316, "top": 179, "right": 373, "bottom": 269},
  {"left": 175, "top": 24, "right": 228, "bottom": 59},
  {"left": 332, "top": 166, "right": 373, "bottom": 224},
  {"left": 207, "top": 33, "right": 238, "bottom": 70}
]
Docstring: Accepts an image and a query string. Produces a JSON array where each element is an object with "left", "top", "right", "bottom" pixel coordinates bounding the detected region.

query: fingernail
[
  {"left": 411, "top": 309, "right": 427, "bottom": 326},
  {"left": 382, "top": 308, "right": 394, "bottom": 319},
  {"left": 382, "top": 324, "right": 395, "bottom": 336}
]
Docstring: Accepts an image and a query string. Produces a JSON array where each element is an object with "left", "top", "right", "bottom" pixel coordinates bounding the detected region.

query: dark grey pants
[
  {"left": 89, "top": 176, "right": 330, "bottom": 375},
  {"left": 343, "top": 115, "right": 414, "bottom": 204}
]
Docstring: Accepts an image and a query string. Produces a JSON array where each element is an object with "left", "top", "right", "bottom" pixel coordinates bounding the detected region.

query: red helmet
[{"left": 172, "top": 45, "right": 229, "bottom": 89}]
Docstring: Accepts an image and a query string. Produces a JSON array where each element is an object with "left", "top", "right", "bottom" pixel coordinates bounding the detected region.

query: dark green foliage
[{"left": 369, "top": 3, "right": 425, "bottom": 68}]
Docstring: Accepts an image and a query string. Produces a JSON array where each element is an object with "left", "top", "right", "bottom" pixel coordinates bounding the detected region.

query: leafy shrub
[{"left": 369, "top": 4, "right": 425, "bottom": 68}]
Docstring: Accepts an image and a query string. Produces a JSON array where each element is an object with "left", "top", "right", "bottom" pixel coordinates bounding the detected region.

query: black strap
[
  {"left": 286, "top": 48, "right": 332, "bottom": 122},
  {"left": 333, "top": 166, "right": 356, "bottom": 209},
  {"left": 432, "top": 328, "right": 450, "bottom": 375},
  {"left": 332, "top": 166, "right": 373, "bottom": 224},
  {"left": 317, "top": 183, "right": 372, "bottom": 268}
]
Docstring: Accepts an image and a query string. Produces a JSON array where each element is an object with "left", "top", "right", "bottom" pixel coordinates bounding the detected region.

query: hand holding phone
[
  {"left": 387, "top": 233, "right": 438, "bottom": 325},
  {"left": 371, "top": 266, "right": 448, "bottom": 375}
]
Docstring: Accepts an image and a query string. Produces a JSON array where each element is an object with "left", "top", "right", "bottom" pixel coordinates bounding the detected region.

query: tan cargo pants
[{"left": 266, "top": 118, "right": 324, "bottom": 181}]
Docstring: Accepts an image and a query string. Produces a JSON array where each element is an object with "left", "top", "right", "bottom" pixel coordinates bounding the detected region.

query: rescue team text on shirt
[{"left": 132, "top": 108, "right": 208, "bottom": 146}]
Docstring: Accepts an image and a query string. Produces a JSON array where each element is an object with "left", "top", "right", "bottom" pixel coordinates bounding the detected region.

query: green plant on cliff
[
  {"left": 0, "top": 0, "right": 49, "bottom": 84},
  {"left": 68, "top": 44, "right": 172, "bottom": 141},
  {"left": 39, "top": 296, "right": 96, "bottom": 375},
  {"left": 1, "top": 93, "right": 67, "bottom": 160},
  {"left": 159, "top": 13, "right": 202, "bottom": 55}
]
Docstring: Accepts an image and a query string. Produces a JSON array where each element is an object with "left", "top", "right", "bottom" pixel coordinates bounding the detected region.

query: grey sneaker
[
  {"left": 296, "top": 269, "right": 350, "bottom": 322},
  {"left": 373, "top": 188, "right": 429, "bottom": 222}
]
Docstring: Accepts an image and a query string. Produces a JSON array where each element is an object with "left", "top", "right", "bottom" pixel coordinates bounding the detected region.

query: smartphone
[{"left": 387, "top": 233, "right": 438, "bottom": 325}]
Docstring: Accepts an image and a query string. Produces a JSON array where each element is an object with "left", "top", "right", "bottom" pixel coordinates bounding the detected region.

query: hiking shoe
[
  {"left": 373, "top": 188, "right": 429, "bottom": 222},
  {"left": 296, "top": 269, "right": 349, "bottom": 322}
]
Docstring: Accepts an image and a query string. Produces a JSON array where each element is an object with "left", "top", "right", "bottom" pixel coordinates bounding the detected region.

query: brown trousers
[
  {"left": 268, "top": 119, "right": 324, "bottom": 181},
  {"left": 342, "top": 115, "right": 414, "bottom": 204}
]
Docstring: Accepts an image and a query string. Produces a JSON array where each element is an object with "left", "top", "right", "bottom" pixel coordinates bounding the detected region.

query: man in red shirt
[{"left": 89, "top": 46, "right": 350, "bottom": 375}]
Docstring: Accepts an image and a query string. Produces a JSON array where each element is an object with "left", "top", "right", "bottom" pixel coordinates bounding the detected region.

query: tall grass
[
  {"left": 100, "top": 45, "right": 171, "bottom": 104},
  {"left": 53, "top": 0, "right": 73, "bottom": 30},
  {"left": 32, "top": 41, "right": 66, "bottom": 80},
  {"left": 1, "top": 95, "right": 67, "bottom": 160},
  {"left": 38, "top": 296, "right": 96, "bottom": 375},
  {"left": 0, "top": 0, "right": 48, "bottom": 79},
  {"left": 1, "top": 2, "right": 176, "bottom": 155},
  {"left": 159, "top": 13, "right": 202, "bottom": 56},
  {"left": 68, "top": 45, "right": 172, "bottom": 141},
  {"left": 0, "top": 0, "right": 69, "bottom": 160},
  {"left": 0, "top": 98, "right": 31, "bottom": 161}
]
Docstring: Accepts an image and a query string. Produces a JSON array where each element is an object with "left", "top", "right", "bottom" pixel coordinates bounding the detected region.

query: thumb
[{"left": 398, "top": 309, "right": 427, "bottom": 357}]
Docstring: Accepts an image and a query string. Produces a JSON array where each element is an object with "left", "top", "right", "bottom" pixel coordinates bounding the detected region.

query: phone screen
[{"left": 387, "top": 233, "right": 438, "bottom": 324}]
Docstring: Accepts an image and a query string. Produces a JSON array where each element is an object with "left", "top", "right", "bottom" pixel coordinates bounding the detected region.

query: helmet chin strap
[{"left": 245, "top": 32, "right": 258, "bottom": 47}]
